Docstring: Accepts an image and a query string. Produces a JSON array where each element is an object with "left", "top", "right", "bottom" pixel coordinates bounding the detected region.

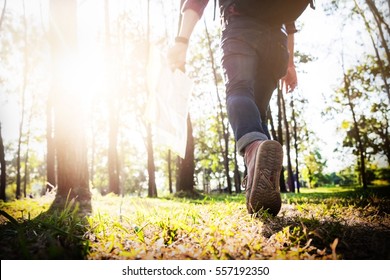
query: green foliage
[
  {"left": 328, "top": 55, "right": 389, "bottom": 187},
  {"left": 366, "top": 166, "right": 390, "bottom": 185},
  {"left": 323, "top": 0, "right": 390, "bottom": 188},
  {"left": 301, "top": 149, "right": 326, "bottom": 188}
]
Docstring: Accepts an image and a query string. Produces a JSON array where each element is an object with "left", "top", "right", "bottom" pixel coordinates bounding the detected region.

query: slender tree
[
  {"left": 45, "top": 0, "right": 56, "bottom": 191},
  {"left": 175, "top": 0, "right": 196, "bottom": 196},
  {"left": 167, "top": 150, "right": 173, "bottom": 194},
  {"left": 146, "top": 124, "right": 157, "bottom": 197},
  {"left": 275, "top": 88, "right": 288, "bottom": 193},
  {"left": 279, "top": 85, "right": 295, "bottom": 193},
  {"left": 105, "top": 0, "right": 120, "bottom": 195},
  {"left": 342, "top": 70, "right": 368, "bottom": 189},
  {"left": 146, "top": 0, "right": 157, "bottom": 197},
  {"left": 23, "top": 97, "right": 34, "bottom": 198},
  {"left": 204, "top": 20, "right": 232, "bottom": 194},
  {"left": 16, "top": 0, "right": 28, "bottom": 199},
  {"left": 290, "top": 98, "right": 301, "bottom": 193},
  {"left": 268, "top": 108, "right": 277, "bottom": 141},
  {"left": 369, "top": 104, "right": 390, "bottom": 163},
  {"left": 46, "top": 84, "right": 56, "bottom": 192}
]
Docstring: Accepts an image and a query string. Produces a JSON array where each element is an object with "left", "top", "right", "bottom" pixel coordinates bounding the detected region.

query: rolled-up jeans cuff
[{"left": 237, "top": 132, "right": 268, "bottom": 156}]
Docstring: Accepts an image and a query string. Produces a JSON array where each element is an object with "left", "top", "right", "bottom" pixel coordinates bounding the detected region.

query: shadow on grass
[
  {"left": 262, "top": 186, "right": 390, "bottom": 259},
  {"left": 260, "top": 214, "right": 390, "bottom": 259},
  {"left": 0, "top": 201, "right": 90, "bottom": 260}
]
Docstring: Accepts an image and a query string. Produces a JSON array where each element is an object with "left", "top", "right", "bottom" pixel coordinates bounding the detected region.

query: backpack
[{"left": 219, "top": 0, "right": 315, "bottom": 25}]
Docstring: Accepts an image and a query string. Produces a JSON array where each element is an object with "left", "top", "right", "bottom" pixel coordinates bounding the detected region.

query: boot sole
[{"left": 249, "top": 140, "right": 283, "bottom": 216}]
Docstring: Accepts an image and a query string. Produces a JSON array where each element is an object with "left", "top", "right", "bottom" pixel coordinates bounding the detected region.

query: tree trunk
[
  {"left": 16, "top": 129, "right": 23, "bottom": 199},
  {"left": 304, "top": 129, "right": 314, "bottom": 188},
  {"left": 105, "top": 0, "right": 120, "bottom": 195},
  {"left": 177, "top": 114, "right": 196, "bottom": 195},
  {"left": 276, "top": 87, "right": 287, "bottom": 193},
  {"left": 268, "top": 108, "right": 278, "bottom": 141},
  {"left": 290, "top": 98, "right": 301, "bottom": 193},
  {"left": 0, "top": 123, "right": 6, "bottom": 201},
  {"left": 146, "top": 124, "right": 157, "bottom": 197},
  {"left": 204, "top": 21, "right": 232, "bottom": 194},
  {"left": 46, "top": 89, "right": 56, "bottom": 192},
  {"left": 343, "top": 73, "right": 368, "bottom": 189},
  {"left": 174, "top": 0, "right": 196, "bottom": 197},
  {"left": 23, "top": 106, "right": 33, "bottom": 198},
  {"left": 279, "top": 85, "right": 295, "bottom": 193},
  {"left": 108, "top": 105, "right": 120, "bottom": 195},
  {"left": 16, "top": 0, "right": 28, "bottom": 200},
  {"left": 89, "top": 117, "right": 96, "bottom": 188},
  {"left": 145, "top": 0, "right": 157, "bottom": 198},
  {"left": 176, "top": 155, "right": 181, "bottom": 192},
  {"left": 168, "top": 150, "right": 173, "bottom": 194},
  {"left": 351, "top": 119, "right": 368, "bottom": 190},
  {"left": 50, "top": 0, "right": 91, "bottom": 209}
]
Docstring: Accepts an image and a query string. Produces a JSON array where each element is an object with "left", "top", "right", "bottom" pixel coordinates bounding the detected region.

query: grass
[{"left": 0, "top": 185, "right": 389, "bottom": 260}]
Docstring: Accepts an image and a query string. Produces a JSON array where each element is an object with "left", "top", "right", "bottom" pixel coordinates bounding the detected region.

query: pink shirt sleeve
[
  {"left": 182, "top": 0, "right": 210, "bottom": 18},
  {"left": 285, "top": 22, "right": 297, "bottom": 34}
]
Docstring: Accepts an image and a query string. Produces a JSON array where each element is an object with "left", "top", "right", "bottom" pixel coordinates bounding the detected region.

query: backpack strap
[
  {"left": 213, "top": 0, "right": 216, "bottom": 20},
  {"left": 219, "top": 0, "right": 236, "bottom": 21}
]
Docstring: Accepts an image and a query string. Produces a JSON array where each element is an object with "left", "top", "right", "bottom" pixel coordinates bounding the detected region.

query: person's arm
[
  {"left": 168, "top": 0, "right": 209, "bottom": 70},
  {"left": 167, "top": 9, "right": 200, "bottom": 70},
  {"left": 287, "top": 33, "right": 295, "bottom": 68},
  {"left": 282, "top": 22, "right": 298, "bottom": 93},
  {"left": 177, "top": 9, "right": 201, "bottom": 40}
]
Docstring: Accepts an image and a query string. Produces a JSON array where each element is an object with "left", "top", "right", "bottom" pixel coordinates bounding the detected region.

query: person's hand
[
  {"left": 281, "top": 65, "right": 298, "bottom": 93},
  {"left": 167, "top": 42, "right": 188, "bottom": 71}
]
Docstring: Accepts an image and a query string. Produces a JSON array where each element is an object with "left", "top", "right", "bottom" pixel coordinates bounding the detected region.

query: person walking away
[{"left": 168, "top": 0, "right": 302, "bottom": 216}]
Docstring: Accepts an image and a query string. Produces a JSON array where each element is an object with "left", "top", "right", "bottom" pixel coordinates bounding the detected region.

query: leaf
[{"left": 341, "top": 120, "right": 350, "bottom": 130}]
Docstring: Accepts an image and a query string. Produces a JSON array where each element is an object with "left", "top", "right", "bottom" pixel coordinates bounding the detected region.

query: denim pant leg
[{"left": 221, "top": 17, "right": 289, "bottom": 155}]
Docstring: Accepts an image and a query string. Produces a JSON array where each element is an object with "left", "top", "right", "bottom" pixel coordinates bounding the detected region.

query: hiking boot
[{"left": 243, "top": 140, "right": 283, "bottom": 216}]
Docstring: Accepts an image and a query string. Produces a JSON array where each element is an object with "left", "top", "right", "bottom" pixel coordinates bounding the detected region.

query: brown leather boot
[{"left": 244, "top": 140, "right": 283, "bottom": 215}]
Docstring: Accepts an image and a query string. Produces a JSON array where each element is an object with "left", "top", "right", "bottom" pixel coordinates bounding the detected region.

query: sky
[{"left": 0, "top": 0, "right": 385, "bottom": 173}]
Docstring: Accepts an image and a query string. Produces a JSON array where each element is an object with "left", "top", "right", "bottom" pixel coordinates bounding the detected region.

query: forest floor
[{"left": 0, "top": 185, "right": 389, "bottom": 260}]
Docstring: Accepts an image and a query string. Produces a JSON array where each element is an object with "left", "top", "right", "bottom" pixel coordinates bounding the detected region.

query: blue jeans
[{"left": 220, "top": 16, "right": 289, "bottom": 155}]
